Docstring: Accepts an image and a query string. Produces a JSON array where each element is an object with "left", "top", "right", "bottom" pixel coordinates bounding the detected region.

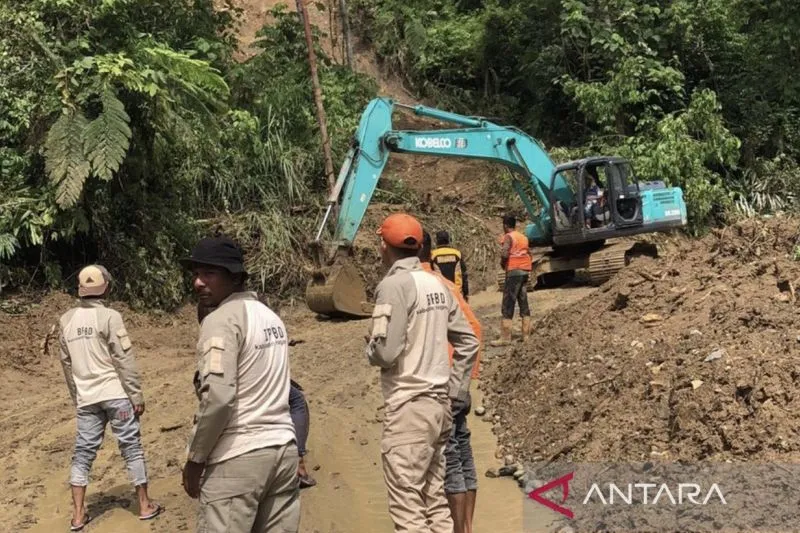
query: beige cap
[{"left": 78, "top": 265, "right": 111, "bottom": 297}]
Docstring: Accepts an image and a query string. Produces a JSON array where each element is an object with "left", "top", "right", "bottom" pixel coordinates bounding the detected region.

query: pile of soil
[
  {"left": 0, "top": 293, "right": 76, "bottom": 373},
  {"left": 486, "top": 216, "right": 800, "bottom": 463},
  {"left": 0, "top": 292, "right": 194, "bottom": 372}
]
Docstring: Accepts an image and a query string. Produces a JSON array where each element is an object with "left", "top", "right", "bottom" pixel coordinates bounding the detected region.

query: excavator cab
[
  {"left": 533, "top": 156, "right": 685, "bottom": 286},
  {"left": 548, "top": 157, "right": 681, "bottom": 246}
]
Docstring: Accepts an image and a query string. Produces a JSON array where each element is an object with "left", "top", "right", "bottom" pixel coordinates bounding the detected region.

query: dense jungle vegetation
[
  {"left": 353, "top": 0, "right": 800, "bottom": 223},
  {"left": 1, "top": 0, "right": 375, "bottom": 307},
  {"left": 1, "top": 0, "right": 798, "bottom": 308}
]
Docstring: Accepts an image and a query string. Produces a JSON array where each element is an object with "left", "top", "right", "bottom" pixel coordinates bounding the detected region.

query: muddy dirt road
[{"left": 0, "top": 286, "right": 592, "bottom": 532}]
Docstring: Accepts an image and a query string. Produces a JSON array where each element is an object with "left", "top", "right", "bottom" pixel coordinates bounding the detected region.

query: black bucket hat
[{"left": 180, "top": 236, "right": 247, "bottom": 274}]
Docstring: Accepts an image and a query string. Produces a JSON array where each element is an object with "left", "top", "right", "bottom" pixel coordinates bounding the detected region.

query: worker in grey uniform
[
  {"left": 59, "top": 264, "right": 162, "bottom": 531},
  {"left": 366, "top": 213, "right": 479, "bottom": 533},
  {"left": 180, "top": 236, "right": 299, "bottom": 533},
  {"left": 196, "top": 301, "right": 316, "bottom": 489}
]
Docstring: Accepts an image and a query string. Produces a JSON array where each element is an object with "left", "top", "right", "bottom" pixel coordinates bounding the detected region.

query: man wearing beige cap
[
  {"left": 58, "top": 265, "right": 161, "bottom": 531},
  {"left": 366, "top": 213, "right": 479, "bottom": 532}
]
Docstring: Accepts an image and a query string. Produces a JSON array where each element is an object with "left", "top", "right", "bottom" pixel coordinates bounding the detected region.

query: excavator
[{"left": 305, "top": 97, "right": 688, "bottom": 318}]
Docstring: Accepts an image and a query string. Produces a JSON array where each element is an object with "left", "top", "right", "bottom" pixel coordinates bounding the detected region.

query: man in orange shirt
[
  {"left": 420, "top": 230, "right": 480, "bottom": 533},
  {"left": 492, "top": 215, "right": 532, "bottom": 346},
  {"left": 420, "top": 233, "right": 481, "bottom": 380}
]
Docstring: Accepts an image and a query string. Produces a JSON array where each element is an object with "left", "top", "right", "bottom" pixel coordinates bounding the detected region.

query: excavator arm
[
  {"left": 319, "top": 98, "right": 573, "bottom": 250},
  {"left": 306, "top": 97, "right": 571, "bottom": 318}
]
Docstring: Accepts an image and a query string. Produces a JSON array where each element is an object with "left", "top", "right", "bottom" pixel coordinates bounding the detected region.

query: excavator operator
[
  {"left": 491, "top": 215, "right": 532, "bottom": 347},
  {"left": 584, "top": 166, "right": 604, "bottom": 228},
  {"left": 431, "top": 230, "right": 469, "bottom": 301}
]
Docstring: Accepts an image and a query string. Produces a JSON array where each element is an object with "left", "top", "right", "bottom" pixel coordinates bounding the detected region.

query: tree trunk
[
  {"left": 295, "top": 0, "right": 336, "bottom": 194},
  {"left": 338, "top": 0, "right": 354, "bottom": 70}
]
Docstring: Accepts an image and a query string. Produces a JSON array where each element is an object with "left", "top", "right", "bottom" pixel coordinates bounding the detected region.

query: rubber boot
[
  {"left": 490, "top": 319, "right": 512, "bottom": 347},
  {"left": 520, "top": 317, "right": 532, "bottom": 341}
]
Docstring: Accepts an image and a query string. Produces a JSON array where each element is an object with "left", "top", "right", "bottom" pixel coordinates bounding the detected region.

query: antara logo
[
  {"left": 528, "top": 471, "right": 727, "bottom": 519},
  {"left": 582, "top": 482, "right": 727, "bottom": 506},
  {"left": 528, "top": 472, "right": 574, "bottom": 519},
  {"left": 414, "top": 137, "right": 452, "bottom": 149}
]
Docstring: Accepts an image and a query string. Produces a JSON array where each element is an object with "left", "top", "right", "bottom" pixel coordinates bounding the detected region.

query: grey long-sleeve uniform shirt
[
  {"left": 366, "top": 256, "right": 479, "bottom": 411},
  {"left": 59, "top": 299, "right": 143, "bottom": 408},
  {"left": 187, "top": 292, "right": 295, "bottom": 465}
]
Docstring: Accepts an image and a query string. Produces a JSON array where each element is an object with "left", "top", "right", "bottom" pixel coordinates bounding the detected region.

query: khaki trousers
[
  {"left": 381, "top": 394, "right": 453, "bottom": 532},
  {"left": 198, "top": 443, "right": 300, "bottom": 533}
]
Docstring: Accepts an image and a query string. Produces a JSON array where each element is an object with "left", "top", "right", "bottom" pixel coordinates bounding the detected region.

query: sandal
[
  {"left": 70, "top": 514, "right": 92, "bottom": 531},
  {"left": 298, "top": 474, "right": 317, "bottom": 489},
  {"left": 139, "top": 503, "right": 164, "bottom": 521}
]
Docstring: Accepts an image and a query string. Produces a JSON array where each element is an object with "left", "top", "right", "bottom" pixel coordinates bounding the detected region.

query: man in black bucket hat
[{"left": 180, "top": 236, "right": 300, "bottom": 533}]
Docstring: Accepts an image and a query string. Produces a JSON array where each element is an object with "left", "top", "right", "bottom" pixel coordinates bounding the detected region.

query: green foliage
[
  {"left": 85, "top": 91, "right": 132, "bottom": 182},
  {"left": 44, "top": 90, "right": 133, "bottom": 208},
  {"left": 44, "top": 109, "right": 91, "bottom": 208},
  {"left": 6, "top": 0, "right": 800, "bottom": 307},
  {"left": 1, "top": 0, "right": 375, "bottom": 308},
  {"left": 623, "top": 90, "right": 739, "bottom": 228},
  {"left": 350, "top": 0, "right": 484, "bottom": 109},
  {"left": 729, "top": 155, "right": 800, "bottom": 217},
  {"left": 353, "top": 0, "right": 800, "bottom": 229}
]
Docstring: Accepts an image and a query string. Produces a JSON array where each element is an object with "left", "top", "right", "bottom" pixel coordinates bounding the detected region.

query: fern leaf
[
  {"left": 0, "top": 233, "right": 19, "bottom": 261},
  {"left": 140, "top": 45, "right": 229, "bottom": 118},
  {"left": 44, "top": 109, "right": 91, "bottom": 208},
  {"left": 142, "top": 46, "right": 229, "bottom": 96},
  {"left": 404, "top": 18, "right": 428, "bottom": 53},
  {"left": 84, "top": 90, "right": 132, "bottom": 181}
]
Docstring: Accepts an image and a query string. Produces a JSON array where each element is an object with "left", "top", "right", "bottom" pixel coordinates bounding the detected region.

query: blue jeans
[
  {"left": 289, "top": 381, "right": 309, "bottom": 457},
  {"left": 70, "top": 398, "right": 148, "bottom": 487},
  {"left": 444, "top": 393, "right": 477, "bottom": 494}
]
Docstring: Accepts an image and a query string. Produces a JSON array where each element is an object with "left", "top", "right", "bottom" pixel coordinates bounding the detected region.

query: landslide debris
[{"left": 486, "top": 217, "right": 800, "bottom": 463}]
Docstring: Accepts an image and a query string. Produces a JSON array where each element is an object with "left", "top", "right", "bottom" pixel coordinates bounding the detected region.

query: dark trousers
[
  {"left": 502, "top": 274, "right": 531, "bottom": 319},
  {"left": 289, "top": 381, "right": 309, "bottom": 457}
]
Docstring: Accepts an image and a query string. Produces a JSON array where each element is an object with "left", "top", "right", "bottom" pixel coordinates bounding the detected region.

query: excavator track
[
  {"left": 586, "top": 242, "right": 631, "bottom": 285},
  {"left": 496, "top": 241, "right": 643, "bottom": 292}
]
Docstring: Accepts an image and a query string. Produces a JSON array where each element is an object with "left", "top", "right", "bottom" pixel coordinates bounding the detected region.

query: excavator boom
[{"left": 325, "top": 98, "right": 572, "bottom": 250}]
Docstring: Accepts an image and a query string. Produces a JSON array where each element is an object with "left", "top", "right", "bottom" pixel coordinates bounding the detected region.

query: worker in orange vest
[
  {"left": 491, "top": 215, "right": 532, "bottom": 346},
  {"left": 420, "top": 230, "right": 480, "bottom": 533}
]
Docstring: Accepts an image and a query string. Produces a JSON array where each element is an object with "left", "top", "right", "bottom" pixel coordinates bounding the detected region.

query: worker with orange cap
[
  {"left": 366, "top": 213, "right": 479, "bottom": 533},
  {"left": 419, "top": 231, "right": 480, "bottom": 533}
]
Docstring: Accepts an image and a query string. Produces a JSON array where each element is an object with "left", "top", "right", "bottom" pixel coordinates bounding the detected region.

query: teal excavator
[{"left": 305, "top": 98, "right": 688, "bottom": 318}]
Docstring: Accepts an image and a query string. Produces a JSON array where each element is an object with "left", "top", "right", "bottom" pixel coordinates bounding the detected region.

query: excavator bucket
[{"left": 305, "top": 258, "right": 373, "bottom": 318}]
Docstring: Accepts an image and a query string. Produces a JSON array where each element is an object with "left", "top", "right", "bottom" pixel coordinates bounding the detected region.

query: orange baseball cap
[{"left": 377, "top": 213, "right": 423, "bottom": 249}]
